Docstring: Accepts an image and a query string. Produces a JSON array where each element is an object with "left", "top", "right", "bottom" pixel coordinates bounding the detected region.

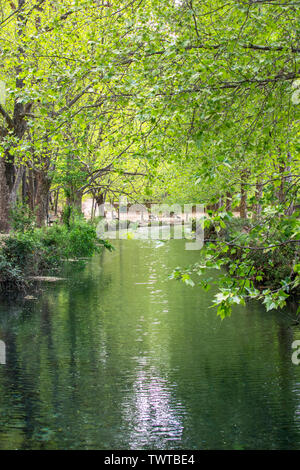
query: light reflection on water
[
  {"left": 122, "top": 361, "right": 185, "bottom": 449},
  {"left": 0, "top": 239, "right": 300, "bottom": 450}
]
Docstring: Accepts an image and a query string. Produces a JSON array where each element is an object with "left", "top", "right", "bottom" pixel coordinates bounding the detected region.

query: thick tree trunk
[
  {"left": 0, "top": 157, "right": 10, "bottom": 232},
  {"left": 96, "top": 193, "right": 105, "bottom": 216},
  {"left": 9, "top": 166, "right": 24, "bottom": 207},
  {"left": 0, "top": 150, "right": 16, "bottom": 232},
  {"left": 5, "top": 156, "right": 15, "bottom": 192},
  {"left": 66, "top": 189, "right": 83, "bottom": 215},
  {"left": 0, "top": 0, "right": 31, "bottom": 230},
  {"left": 73, "top": 190, "right": 82, "bottom": 213}
]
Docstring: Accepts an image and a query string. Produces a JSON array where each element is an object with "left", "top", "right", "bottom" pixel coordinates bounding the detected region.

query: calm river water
[{"left": 0, "top": 239, "right": 300, "bottom": 450}]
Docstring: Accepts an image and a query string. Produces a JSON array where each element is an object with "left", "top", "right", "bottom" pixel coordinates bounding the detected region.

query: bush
[
  {"left": 64, "top": 220, "right": 99, "bottom": 258},
  {"left": 3, "top": 232, "right": 41, "bottom": 271},
  {"left": 248, "top": 244, "right": 297, "bottom": 289},
  {"left": 2, "top": 231, "right": 61, "bottom": 275},
  {"left": 9, "top": 202, "right": 35, "bottom": 232},
  {"left": 211, "top": 215, "right": 299, "bottom": 294},
  {"left": 0, "top": 218, "right": 107, "bottom": 292},
  {"left": 37, "top": 224, "right": 68, "bottom": 258},
  {"left": 0, "top": 253, "right": 25, "bottom": 292},
  {"left": 224, "top": 218, "right": 252, "bottom": 239}
]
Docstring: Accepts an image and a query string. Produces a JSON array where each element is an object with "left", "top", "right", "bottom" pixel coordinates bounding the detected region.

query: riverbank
[{"left": 0, "top": 218, "right": 109, "bottom": 294}]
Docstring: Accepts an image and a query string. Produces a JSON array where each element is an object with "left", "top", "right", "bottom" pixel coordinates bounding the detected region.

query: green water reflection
[{"left": 0, "top": 240, "right": 300, "bottom": 449}]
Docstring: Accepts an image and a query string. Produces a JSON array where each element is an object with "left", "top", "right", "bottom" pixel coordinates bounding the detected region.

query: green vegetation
[
  {"left": 0, "top": 213, "right": 105, "bottom": 293},
  {"left": 0, "top": 1, "right": 298, "bottom": 314},
  {"left": 174, "top": 213, "right": 299, "bottom": 317}
]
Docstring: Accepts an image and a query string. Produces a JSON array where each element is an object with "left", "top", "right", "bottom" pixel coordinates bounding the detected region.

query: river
[{"left": 0, "top": 239, "right": 300, "bottom": 449}]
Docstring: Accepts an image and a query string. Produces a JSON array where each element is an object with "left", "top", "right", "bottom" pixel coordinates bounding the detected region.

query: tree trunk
[
  {"left": 285, "top": 151, "right": 294, "bottom": 216},
  {"left": 91, "top": 197, "right": 95, "bottom": 219},
  {"left": 254, "top": 179, "right": 263, "bottom": 218},
  {"left": 0, "top": 0, "right": 31, "bottom": 230},
  {"left": 240, "top": 170, "right": 248, "bottom": 219},
  {"left": 22, "top": 167, "right": 27, "bottom": 203},
  {"left": 9, "top": 166, "right": 24, "bottom": 207},
  {"left": 225, "top": 192, "right": 232, "bottom": 212},
  {"left": 96, "top": 193, "right": 105, "bottom": 216},
  {"left": 66, "top": 189, "right": 82, "bottom": 220},
  {"left": 278, "top": 161, "right": 285, "bottom": 204},
  {"left": 27, "top": 169, "right": 35, "bottom": 212},
  {"left": 54, "top": 189, "right": 59, "bottom": 216},
  {"left": 73, "top": 190, "right": 82, "bottom": 213},
  {"left": 35, "top": 171, "right": 51, "bottom": 227},
  {"left": 0, "top": 157, "right": 10, "bottom": 232}
]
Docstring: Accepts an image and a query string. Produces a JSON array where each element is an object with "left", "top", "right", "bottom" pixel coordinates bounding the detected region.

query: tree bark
[
  {"left": 240, "top": 170, "right": 248, "bottom": 219},
  {"left": 0, "top": 157, "right": 10, "bottom": 232},
  {"left": 225, "top": 192, "right": 232, "bottom": 212},
  {"left": 73, "top": 190, "right": 82, "bottom": 213},
  {"left": 254, "top": 178, "right": 263, "bottom": 218},
  {"left": 285, "top": 151, "right": 294, "bottom": 216},
  {"left": 95, "top": 193, "right": 105, "bottom": 216},
  {"left": 9, "top": 166, "right": 24, "bottom": 207},
  {"left": 54, "top": 189, "right": 59, "bottom": 216},
  {"left": 0, "top": 0, "right": 32, "bottom": 229},
  {"left": 278, "top": 161, "right": 285, "bottom": 204},
  {"left": 27, "top": 169, "right": 35, "bottom": 212},
  {"left": 35, "top": 171, "right": 51, "bottom": 227}
]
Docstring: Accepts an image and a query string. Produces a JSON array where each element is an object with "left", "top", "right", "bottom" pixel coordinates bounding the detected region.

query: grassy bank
[{"left": 0, "top": 218, "right": 111, "bottom": 294}]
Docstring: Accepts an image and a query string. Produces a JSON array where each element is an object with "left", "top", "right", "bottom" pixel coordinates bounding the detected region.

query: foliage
[
  {"left": 0, "top": 219, "right": 107, "bottom": 291},
  {"left": 172, "top": 213, "right": 300, "bottom": 318},
  {"left": 64, "top": 220, "right": 99, "bottom": 258},
  {"left": 9, "top": 203, "right": 36, "bottom": 233},
  {"left": 61, "top": 205, "right": 72, "bottom": 229},
  {"left": 0, "top": 253, "right": 25, "bottom": 293},
  {"left": 0, "top": 1, "right": 298, "bottom": 314},
  {"left": 3, "top": 230, "right": 60, "bottom": 274}
]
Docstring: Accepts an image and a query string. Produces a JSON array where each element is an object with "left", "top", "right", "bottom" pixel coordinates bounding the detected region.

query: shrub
[
  {"left": 3, "top": 232, "right": 40, "bottom": 271},
  {"left": 0, "top": 218, "right": 109, "bottom": 292},
  {"left": 248, "top": 244, "right": 298, "bottom": 289},
  {"left": 0, "top": 253, "right": 25, "bottom": 292},
  {"left": 224, "top": 218, "right": 252, "bottom": 239},
  {"left": 65, "top": 220, "right": 99, "bottom": 258},
  {"left": 9, "top": 202, "right": 35, "bottom": 232},
  {"left": 2, "top": 231, "right": 60, "bottom": 275},
  {"left": 212, "top": 215, "right": 299, "bottom": 294}
]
